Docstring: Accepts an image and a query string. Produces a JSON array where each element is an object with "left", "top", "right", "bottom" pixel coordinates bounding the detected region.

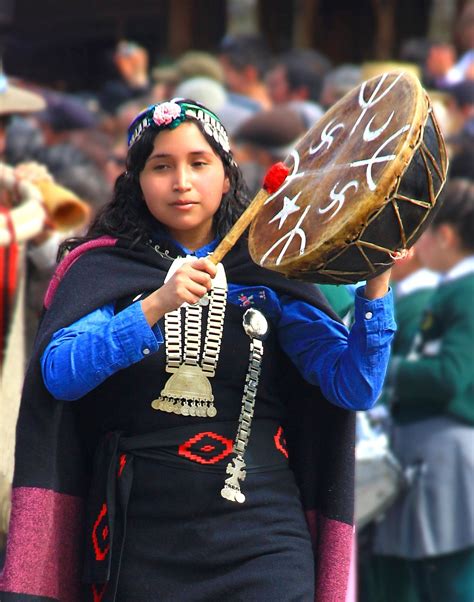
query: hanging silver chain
[{"left": 221, "top": 309, "right": 268, "bottom": 504}]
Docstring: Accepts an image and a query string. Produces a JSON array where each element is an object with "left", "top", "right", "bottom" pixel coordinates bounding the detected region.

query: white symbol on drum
[
  {"left": 309, "top": 119, "right": 345, "bottom": 155},
  {"left": 350, "top": 124, "right": 410, "bottom": 190},
  {"left": 350, "top": 71, "right": 403, "bottom": 137},
  {"left": 269, "top": 191, "right": 302, "bottom": 229},
  {"left": 260, "top": 206, "right": 311, "bottom": 266},
  {"left": 319, "top": 180, "right": 359, "bottom": 220},
  {"left": 363, "top": 111, "right": 395, "bottom": 142}
]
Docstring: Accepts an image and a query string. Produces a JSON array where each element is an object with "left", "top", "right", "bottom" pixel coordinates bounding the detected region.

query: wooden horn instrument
[{"left": 35, "top": 180, "right": 91, "bottom": 231}]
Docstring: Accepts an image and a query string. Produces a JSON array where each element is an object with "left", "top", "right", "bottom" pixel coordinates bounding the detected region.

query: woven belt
[{"left": 83, "top": 419, "right": 289, "bottom": 596}]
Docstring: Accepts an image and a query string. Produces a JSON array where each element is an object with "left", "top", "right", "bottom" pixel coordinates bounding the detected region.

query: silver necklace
[{"left": 151, "top": 256, "right": 228, "bottom": 418}]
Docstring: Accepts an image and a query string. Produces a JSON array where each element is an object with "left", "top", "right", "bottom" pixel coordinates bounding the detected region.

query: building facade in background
[{"left": 1, "top": 1, "right": 471, "bottom": 94}]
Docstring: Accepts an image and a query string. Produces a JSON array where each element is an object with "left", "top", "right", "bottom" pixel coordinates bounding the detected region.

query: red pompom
[{"left": 263, "top": 162, "right": 290, "bottom": 194}]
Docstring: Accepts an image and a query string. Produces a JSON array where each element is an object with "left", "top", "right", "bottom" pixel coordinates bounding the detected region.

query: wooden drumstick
[{"left": 209, "top": 162, "right": 289, "bottom": 265}]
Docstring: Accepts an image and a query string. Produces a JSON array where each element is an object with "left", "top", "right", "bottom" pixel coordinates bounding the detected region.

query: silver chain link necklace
[
  {"left": 150, "top": 245, "right": 269, "bottom": 503},
  {"left": 151, "top": 256, "right": 227, "bottom": 418}
]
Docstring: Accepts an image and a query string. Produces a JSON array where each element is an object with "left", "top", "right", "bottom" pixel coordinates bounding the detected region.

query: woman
[
  {"left": 373, "top": 178, "right": 474, "bottom": 602},
  {"left": 0, "top": 99, "right": 395, "bottom": 601}
]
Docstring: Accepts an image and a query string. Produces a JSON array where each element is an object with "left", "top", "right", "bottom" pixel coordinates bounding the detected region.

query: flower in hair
[{"left": 152, "top": 102, "right": 182, "bottom": 127}]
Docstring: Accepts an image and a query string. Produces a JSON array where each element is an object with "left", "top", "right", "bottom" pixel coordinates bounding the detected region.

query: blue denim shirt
[{"left": 42, "top": 239, "right": 396, "bottom": 410}]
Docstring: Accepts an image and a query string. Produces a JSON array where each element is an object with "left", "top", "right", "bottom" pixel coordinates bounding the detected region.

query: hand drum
[{"left": 248, "top": 71, "right": 448, "bottom": 283}]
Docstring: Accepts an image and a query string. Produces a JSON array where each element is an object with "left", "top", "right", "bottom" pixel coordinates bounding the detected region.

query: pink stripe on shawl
[
  {"left": 345, "top": 531, "right": 357, "bottom": 602},
  {"left": 44, "top": 236, "right": 117, "bottom": 309},
  {"left": 305, "top": 509, "right": 353, "bottom": 601},
  {"left": 0, "top": 486, "right": 84, "bottom": 601}
]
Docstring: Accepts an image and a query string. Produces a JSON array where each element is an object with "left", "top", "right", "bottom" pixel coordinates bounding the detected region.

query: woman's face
[{"left": 139, "top": 121, "right": 230, "bottom": 248}]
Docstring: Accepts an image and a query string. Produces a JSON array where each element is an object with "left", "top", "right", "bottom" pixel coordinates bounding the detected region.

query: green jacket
[
  {"left": 393, "top": 272, "right": 474, "bottom": 425},
  {"left": 318, "top": 283, "right": 354, "bottom": 322},
  {"left": 391, "top": 284, "right": 436, "bottom": 356}
]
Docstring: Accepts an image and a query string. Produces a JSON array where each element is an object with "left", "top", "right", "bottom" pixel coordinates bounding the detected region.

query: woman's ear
[
  {"left": 223, "top": 175, "right": 231, "bottom": 195},
  {"left": 437, "top": 223, "right": 458, "bottom": 250}
]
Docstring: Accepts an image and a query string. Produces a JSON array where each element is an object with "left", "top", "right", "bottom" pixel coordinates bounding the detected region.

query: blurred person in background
[
  {"left": 0, "top": 72, "right": 99, "bottom": 422},
  {"left": 174, "top": 77, "right": 254, "bottom": 136},
  {"left": 218, "top": 33, "right": 273, "bottom": 110},
  {"left": 422, "top": 5, "right": 474, "bottom": 91},
  {"left": 447, "top": 79, "right": 474, "bottom": 142},
  {"left": 359, "top": 246, "right": 440, "bottom": 602},
  {"left": 232, "top": 104, "right": 307, "bottom": 196},
  {"left": 99, "top": 40, "right": 151, "bottom": 115},
  {"left": 371, "top": 178, "right": 474, "bottom": 602},
  {"left": 448, "top": 135, "right": 474, "bottom": 180},
  {"left": 320, "top": 64, "right": 362, "bottom": 110},
  {"left": 174, "top": 77, "right": 227, "bottom": 121},
  {"left": 150, "top": 50, "right": 224, "bottom": 107},
  {"left": 0, "top": 72, "right": 48, "bottom": 562},
  {"left": 444, "top": 3, "right": 474, "bottom": 86},
  {"left": 5, "top": 87, "right": 112, "bottom": 185},
  {"left": 153, "top": 50, "right": 254, "bottom": 134},
  {"left": 152, "top": 50, "right": 225, "bottom": 99},
  {"left": 1, "top": 80, "right": 100, "bottom": 350},
  {"left": 399, "top": 37, "right": 435, "bottom": 85},
  {"left": 442, "top": 79, "right": 474, "bottom": 184},
  {"left": 104, "top": 137, "right": 128, "bottom": 188},
  {"left": 384, "top": 248, "right": 440, "bottom": 361},
  {"left": 265, "top": 48, "right": 331, "bottom": 127},
  {"left": 424, "top": 41, "right": 458, "bottom": 89}
]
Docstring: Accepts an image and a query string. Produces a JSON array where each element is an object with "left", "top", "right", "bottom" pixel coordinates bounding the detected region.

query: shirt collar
[
  {"left": 396, "top": 269, "right": 440, "bottom": 298},
  {"left": 152, "top": 224, "right": 219, "bottom": 258},
  {"left": 441, "top": 255, "right": 474, "bottom": 283},
  {"left": 174, "top": 237, "right": 219, "bottom": 258}
]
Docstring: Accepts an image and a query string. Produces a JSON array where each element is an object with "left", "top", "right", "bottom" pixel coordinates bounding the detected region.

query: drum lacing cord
[{"left": 389, "top": 248, "right": 410, "bottom": 260}]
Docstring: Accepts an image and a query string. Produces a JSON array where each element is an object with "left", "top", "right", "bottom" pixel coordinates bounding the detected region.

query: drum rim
[{"left": 248, "top": 71, "right": 445, "bottom": 279}]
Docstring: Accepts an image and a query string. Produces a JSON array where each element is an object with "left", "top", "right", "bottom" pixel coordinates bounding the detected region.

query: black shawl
[{"left": 0, "top": 237, "right": 355, "bottom": 601}]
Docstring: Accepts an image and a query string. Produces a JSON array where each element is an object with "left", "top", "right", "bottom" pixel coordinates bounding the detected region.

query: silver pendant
[
  {"left": 220, "top": 308, "right": 268, "bottom": 505},
  {"left": 152, "top": 259, "right": 227, "bottom": 418},
  {"left": 242, "top": 308, "right": 269, "bottom": 340},
  {"left": 221, "top": 456, "right": 246, "bottom": 504},
  {"left": 206, "top": 404, "right": 217, "bottom": 418},
  {"left": 152, "top": 363, "right": 217, "bottom": 417}
]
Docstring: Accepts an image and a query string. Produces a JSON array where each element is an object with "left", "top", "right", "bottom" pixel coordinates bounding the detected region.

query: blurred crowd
[{"left": 1, "top": 2, "right": 474, "bottom": 600}]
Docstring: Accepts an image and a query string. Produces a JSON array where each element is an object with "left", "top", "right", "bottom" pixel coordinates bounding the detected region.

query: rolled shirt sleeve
[
  {"left": 42, "top": 282, "right": 396, "bottom": 409},
  {"left": 276, "top": 286, "right": 396, "bottom": 410},
  {"left": 41, "top": 301, "right": 163, "bottom": 401}
]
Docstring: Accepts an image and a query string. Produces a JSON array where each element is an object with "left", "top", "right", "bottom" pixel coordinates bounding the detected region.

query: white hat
[
  {"left": 174, "top": 77, "right": 227, "bottom": 114},
  {"left": 0, "top": 73, "right": 46, "bottom": 115}
]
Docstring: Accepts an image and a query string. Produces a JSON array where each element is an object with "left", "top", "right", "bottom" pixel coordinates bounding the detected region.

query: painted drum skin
[{"left": 249, "top": 71, "right": 448, "bottom": 284}]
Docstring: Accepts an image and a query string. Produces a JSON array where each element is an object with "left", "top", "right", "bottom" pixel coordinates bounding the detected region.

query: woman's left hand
[{"left": 364, "top": 267, "right": 392, "bottom": 300}]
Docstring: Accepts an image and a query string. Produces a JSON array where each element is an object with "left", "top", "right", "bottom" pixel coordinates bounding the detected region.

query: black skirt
[{"left": 84, "top": 421, "right": 315, "bottom": 602}]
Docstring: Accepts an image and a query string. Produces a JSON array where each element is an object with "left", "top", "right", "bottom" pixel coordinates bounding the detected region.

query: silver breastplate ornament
[
  {"left": 150, "top": 254, "right": 269, "bottom": 503},
  {"left": 151, "top": 256, "right": 228, "bottom": 418}
]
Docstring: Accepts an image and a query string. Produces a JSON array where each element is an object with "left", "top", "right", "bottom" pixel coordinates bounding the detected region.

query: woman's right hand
[{"left": 141, "top": 258, "right": 217, "bottom": 326}]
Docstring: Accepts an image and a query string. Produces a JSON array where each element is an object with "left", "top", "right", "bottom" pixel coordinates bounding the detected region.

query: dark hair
[
  {"left": 58, "top": 112, "right": 249, "bottom": 259},
  {"left": 280, "top": 49, "right": 331, "bottom": 102},
  {"left": 218, "top": 34, "right": 271, "bottom": 78},
  {"left": 431, "top": 178, "right": 474, "bottom": 252},
  {"left": 449, "top": 141, "right": 474, "bottom": 180}
]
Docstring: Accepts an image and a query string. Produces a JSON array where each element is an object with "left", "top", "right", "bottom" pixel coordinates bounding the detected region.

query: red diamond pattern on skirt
[
  {"left": 178, "top": 431, "right": 233, "bottom": 465},
  {"left": 91, "top": 502, "right": 110, "bottom": 561}
]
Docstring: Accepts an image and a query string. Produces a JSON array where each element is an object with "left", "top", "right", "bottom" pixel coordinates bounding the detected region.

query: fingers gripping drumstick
[{"left": 209, "top": 163, "right": 290, "bottom": 265}]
